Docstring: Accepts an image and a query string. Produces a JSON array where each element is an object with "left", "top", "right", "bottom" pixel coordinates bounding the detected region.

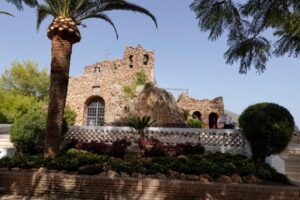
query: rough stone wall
[
  {"left": 66, "top": 45, "right": 155, "bottom": 125},
  {"left": 120, "top": 83, "right": 185, "bottom": 126},
  {"left": 177, "top": 93, "right": 224, "bottom": 128},
  {"left": 0, "top": 171, "right": 299, "bottom": 200}
]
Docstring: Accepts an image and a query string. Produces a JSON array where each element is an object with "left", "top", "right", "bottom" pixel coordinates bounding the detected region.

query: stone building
[
  {"left": 177, "top": 93, "right": 224, "bottom": 128},
  {"left": 66, "top": 45, "right": 155, "bottom": 126},
  {"left": 66, "top": 45, "right": 224, "bottom": 128}
]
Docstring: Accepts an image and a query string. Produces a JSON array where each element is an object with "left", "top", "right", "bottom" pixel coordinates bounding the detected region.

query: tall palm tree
[{"left": 36, "top": 0, "right": 157, "bottom": 158}]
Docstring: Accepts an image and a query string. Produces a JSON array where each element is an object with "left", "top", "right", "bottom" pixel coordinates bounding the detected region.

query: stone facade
[
  {"left": 66, "top": 45, "right": 224, "bottom": 127},
  {"left": 177, "top": 93, "right": 224, "bottom": 128},
  {"left": 66, "top": 45, "right": 155, "bottom": 125}
]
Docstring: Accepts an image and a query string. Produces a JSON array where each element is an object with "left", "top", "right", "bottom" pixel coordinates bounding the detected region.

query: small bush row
[{"left": 0, "top": 150, "right": 288, "bottom": 184}]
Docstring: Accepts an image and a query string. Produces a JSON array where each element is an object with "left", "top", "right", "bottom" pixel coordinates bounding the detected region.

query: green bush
[
  {"left": 239, "top": 103, "right": 295, "bottom": 162},
  {"left": 10, "top": 103, "right": 73, "bottom": 155},
  {"left": 10, "top": 104, "right": 46, "bottom": 155},
  {"left": 64, "top": 107, "right": 77, "bottom": 125},
  {"left": 122, "top": 68, "right": 147, "bottom": 99},
  {"left": 0, "top": 150, "right": 289, "bottom": 183},
  {"left": 0, "top": 111, "right": 7, "bottom": 123},
  {"left": 187, "top": 119, "right": 205, "bottom": 128},
  {"left": 182, "top": 109, "right": 190, "bottom": 121}
]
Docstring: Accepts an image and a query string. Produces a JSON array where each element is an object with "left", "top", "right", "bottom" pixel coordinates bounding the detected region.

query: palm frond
[
  {"left": 5, "top": 0, "right": 38, "bottom": 10},
  {"left": 0, "top": 10, "right": 14, "bottom": 17},
  {"left": 127, "top": 116, "right": 155, "bottom": 131},
  {"left": 36, "top": 5, "right": 53, "bottom": 31},
  {"left": 35, "top": 0, "right": 157, "bottom": 38},
  {"left": 77, "top": 13, "right": 119, "bottom": 39}
]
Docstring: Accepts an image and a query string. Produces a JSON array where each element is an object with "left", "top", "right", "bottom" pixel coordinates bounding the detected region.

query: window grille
[{"left": 86, "top": 97, "right": 105, "bottom": 126}]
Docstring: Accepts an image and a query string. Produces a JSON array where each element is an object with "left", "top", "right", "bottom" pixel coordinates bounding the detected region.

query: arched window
[
  {"left": 143, "top": 54, "right": 149, "bottom": 65},
  {"left": 192, "top": 111, "right": 202, "bottom": 120},
  {"left": 129, "top": 55, "right": 133, "bottom": 68},
  {"left": 86, "top": 97, "right": 105, "bottom": 126},
  {"left": 209, "top": 113, "right": 218, "bottom": 129}
]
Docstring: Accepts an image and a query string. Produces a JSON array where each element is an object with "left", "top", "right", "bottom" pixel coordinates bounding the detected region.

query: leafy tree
[
  {"left": 0, "top": 61, "right": 49, "bottom": 99},
  {"left": 34, "top": 0, "right": 157, "bottom": 158},
  {"left": 239, "top": 103, "right": 294, "bottom": 162},
  {"left": 190, "top": 0, "right": 300, "bottom": 74},
  {"left": 0, "top": 90, "right": 38, "bottom": 123}
]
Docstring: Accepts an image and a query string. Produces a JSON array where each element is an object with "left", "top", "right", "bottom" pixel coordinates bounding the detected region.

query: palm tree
[{"left": 36, "top": 0, "right": 157, "bottom": 158}]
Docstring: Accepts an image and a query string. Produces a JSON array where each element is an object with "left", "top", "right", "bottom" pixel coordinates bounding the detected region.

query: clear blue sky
[{"left": 0, "top": 1, "right": 299, "bottom": 126}]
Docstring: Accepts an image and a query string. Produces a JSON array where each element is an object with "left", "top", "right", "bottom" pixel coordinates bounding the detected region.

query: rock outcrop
[{"left": 121, "top": 83, "right": 185, "bottom": 127}]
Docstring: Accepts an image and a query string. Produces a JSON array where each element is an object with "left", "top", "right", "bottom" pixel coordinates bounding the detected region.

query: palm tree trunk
[{"left": 44, "top": 35, "right": 73, "bottom": 158}]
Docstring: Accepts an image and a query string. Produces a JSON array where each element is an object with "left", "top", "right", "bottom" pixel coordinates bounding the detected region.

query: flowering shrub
[
  {"left": 74, "top": 139, "right": 130, "bottom": 158},
  {"left": 139, "top": 137, "right": 205, "bottom": 157}
]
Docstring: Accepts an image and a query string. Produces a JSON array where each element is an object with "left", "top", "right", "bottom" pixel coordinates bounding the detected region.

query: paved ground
[{"left": 0, "top": 135, "right": 13, "bottom": 148}]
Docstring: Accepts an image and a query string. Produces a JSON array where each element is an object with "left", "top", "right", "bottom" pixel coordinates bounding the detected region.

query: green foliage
[
  {"left": 187, "top": 118, "right": 205, "bottom": 128},
  {"left": 183, "top": 109, "right": 190, "bottom": 121},
  {"left": 0, "top": 61, "right": 49, "bottom": 99},
  {"left": 0, "top": 151, "right": 289, "bottom": 183},
  {"left": 5, "top": 0, "right": 38, "bottom": 10},
  {"left": 122, "top": 84, "right": 136, "bottom": 99},
  {"left": 0, "top": 90, "right": 38, "bottom": 123},
  {"left": 0, "top": 111, "right": 7, "bottom": 123},
  {"left": 10, "top": 103, "right": 76, "bottom": 155},
  {"left": 127, "top": 116, "right": 155, "bottom": 132},
  {"left": 239, "top": 103, "right": 295, "bottom": 162},
  {"left": 190, "top": 0, "right": 300, "bottom": 74},
  {"left": 64, "top": 106, "right": 76, "bottom": 126},
  {"left": 36, "top": 0, "right": 157, "bottom": 38},
  {"left": 122, "top": 68, "right": 148, "bottom": 99},
  {"left": 135, "top": 67, "right": 147, "bottom": 85},
  {"left": 10, "top": 103, "right": 46, "bottom": 155}
]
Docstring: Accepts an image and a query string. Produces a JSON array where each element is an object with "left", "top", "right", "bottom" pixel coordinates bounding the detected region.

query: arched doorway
[
  {"left": 192, "top": 111, "right": 202, "bottom": 120},
  {"left": 209, "top": 113, "right": 218, "bottom": 129},
  {"left": 85, "top": 96, "right": 105, "bottom": 126}
]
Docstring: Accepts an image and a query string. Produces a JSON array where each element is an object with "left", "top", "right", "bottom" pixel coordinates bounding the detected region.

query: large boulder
[{"left": 121, "top": 83, "right": 185, "bottom": 127}]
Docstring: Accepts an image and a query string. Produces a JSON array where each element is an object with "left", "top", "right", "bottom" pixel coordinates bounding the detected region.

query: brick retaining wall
[{"left": 0, "top": 171, "right": 299, "bottom": 200}]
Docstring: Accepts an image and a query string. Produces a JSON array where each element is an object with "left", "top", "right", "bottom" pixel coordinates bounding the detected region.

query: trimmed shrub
[
  {"left": 10, "top": 103, "right": 73, "bottom": 155},
  {"left": 239, "top": 103, "right": 295, "bottom": 162},
  {"left": 187, "top": 119, "right": 205, "bottom": 128},
  {"left": 10, "top": 104, "right": 46, "bottom": 155}
]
